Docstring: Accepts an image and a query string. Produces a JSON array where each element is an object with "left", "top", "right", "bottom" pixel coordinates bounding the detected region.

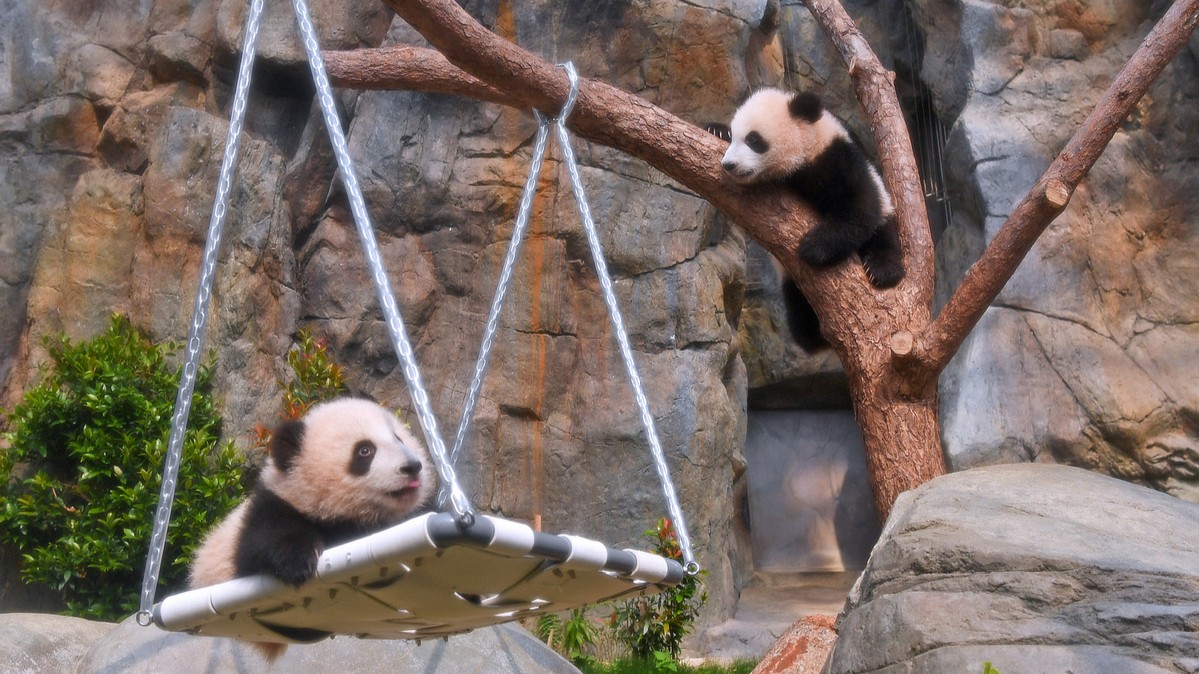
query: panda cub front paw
[
  {"left": 863, "top": 254, "right": 904, "bottom": 289},
  {"left": 270, "top": 551, "right": 321, "bottom": 587},
  {"left": 705, "top": 122, "right": 732, "bottom": 142}
]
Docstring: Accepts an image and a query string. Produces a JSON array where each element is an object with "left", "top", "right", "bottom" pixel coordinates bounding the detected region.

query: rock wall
[{"left": 925, "top": 0, "right": 1199, "bottom": 501}]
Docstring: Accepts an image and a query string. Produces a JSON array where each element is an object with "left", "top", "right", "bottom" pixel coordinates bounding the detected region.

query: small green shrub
[
  {"left": 610, "top": 517, "right": 707, "bottom": 660},
  {"left": 284, "top": 328, "right": 347, "bottom": 417},
  {"left": 578, "top": 657, "right": 756, "bottom": 674},
  {"left": 0, "top": 315, "right": 245, "bottom": 620},
  {"left": 536, "top": 607, "right": 601, "bottom": 667},
  {"left": 250, "top": 328, "right": 347, "bottom": 450}
]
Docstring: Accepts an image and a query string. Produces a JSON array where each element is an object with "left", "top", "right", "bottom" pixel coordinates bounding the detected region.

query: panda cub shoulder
[
  {"left": 190, "top": 398, "right": 437, "bottom": 590},
  {"left": 707, "top": 88, "right": 904, "bottom": 351}
]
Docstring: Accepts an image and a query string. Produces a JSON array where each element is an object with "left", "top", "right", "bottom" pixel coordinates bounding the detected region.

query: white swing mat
[{"left": 152, "top": 512, "right": 684, "bottom": 643}]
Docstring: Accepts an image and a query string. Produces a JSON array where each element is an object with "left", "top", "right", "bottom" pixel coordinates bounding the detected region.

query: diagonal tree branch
[
  {"left": 369, "top": 0, "right": 782, "bottom": 239},
  {"left": 905, "top": 0, "right": 1199, "bottom": 380},
  {"left": 327, "top": 45, "right": 521, "bottom": 107}
]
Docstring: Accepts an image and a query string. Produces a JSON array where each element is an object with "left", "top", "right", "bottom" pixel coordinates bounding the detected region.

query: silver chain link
[
  {"left": 137, "top": 0, "right": 266, "bottom": 624},
  {"left": 438, "top": 62, "right": 697, "bottom": 569},
  {"left": 290, "top": 0, "right": 473, "bottom": 523},
  {"left": 440, "top": 116, "right": 551, "bottom": 507},
  {"left": 556, "top": 62, "right": 700, "bottom": 568},
  {"left": 551, "top": 64, "right": 696, "bottom": 570}
]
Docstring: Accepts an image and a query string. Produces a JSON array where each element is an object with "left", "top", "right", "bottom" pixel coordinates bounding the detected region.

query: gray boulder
[
  {"left": 0, "top": 613, "right": 114, "bottom": 674},
  {"left": 824, "top": 464, "right": 1199, "bottom": 673},
  {"left": 0, "top": 611, "right": 576, "bottom": 673}
]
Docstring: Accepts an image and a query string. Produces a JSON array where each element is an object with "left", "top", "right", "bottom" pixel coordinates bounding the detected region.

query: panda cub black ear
[
  {"left": 789, "top": 92, "right": 824, "bottom": 123},
  {"left": 269, "top": 419, "right": 306, "bottom": 472}
]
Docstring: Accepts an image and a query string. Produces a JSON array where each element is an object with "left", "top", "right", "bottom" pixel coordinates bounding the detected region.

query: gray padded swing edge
[{"left": 137, "top": 0, "right": 695, "bottom": 643}]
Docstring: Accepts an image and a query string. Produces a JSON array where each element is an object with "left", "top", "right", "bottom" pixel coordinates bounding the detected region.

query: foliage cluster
[
  {"left": 0, "top": 315, "right": 245, "bottom": 620},
  {"left": 578, "top": 657, "right": 755, "bottom": 674},
  {"left": 610, "top": 517, "right": 708, "bottom": 660},
  {"left": 536, "top": 607, "right": 601, "bottom": 668},
  {"left": 536, "top": 517, "right": 710, "bottom": 672},
  {"left": 282, "top": 328, "right": 347, "bottom": 418},
  {"left": 250, "top": 327, "right": 347, "bottom": 450}
]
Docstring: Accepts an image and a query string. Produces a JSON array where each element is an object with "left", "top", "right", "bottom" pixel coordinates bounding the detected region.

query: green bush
[
  {"left": 578, "top": 657, "right": 756, "bottom": 674},
  {"left": 282, "top": 328, "right": 348, "bottom": 418},
  {"left": 250, "top": 328, "right": 348, "bottom": 451},
  {"left": 0, "top": 315, "right": 245, "bottom": 621},
  {"left": 536, "top": 607, "right": 601, "bottom": 667},
  {"left": 610, "top": 517, "right": 708, "bottom": 660}
]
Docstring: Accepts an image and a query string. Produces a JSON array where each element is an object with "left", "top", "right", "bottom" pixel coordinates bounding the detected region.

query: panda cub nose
[
  {"left": 722, "top": 160, "right": 739, "bottom": 173},
  {"left": 400, "top": 458, "right": 422, "bottom": 476}
]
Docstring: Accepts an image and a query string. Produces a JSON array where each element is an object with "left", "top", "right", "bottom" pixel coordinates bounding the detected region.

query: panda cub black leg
[
  {"left": 796, "top": 219, "right": 864, "bottom": 269},
  {"left": 857, "top": 214, "right": 904, "bottom": 288},
  {"left": 780, "top": 276, "right": 828, "bottom": 352}
]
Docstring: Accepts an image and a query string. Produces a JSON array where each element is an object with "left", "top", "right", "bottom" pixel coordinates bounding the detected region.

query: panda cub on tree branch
[{"left": 707, "top": 88, "right": 904, "bottom": 352}]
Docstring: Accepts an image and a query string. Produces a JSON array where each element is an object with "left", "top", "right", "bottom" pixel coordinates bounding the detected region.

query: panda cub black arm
[{"left": 235, "top": 489, "right": 326, "bottom": 587}]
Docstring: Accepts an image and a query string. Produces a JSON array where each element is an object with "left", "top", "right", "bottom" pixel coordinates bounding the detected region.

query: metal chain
[
  {"left": 551, "top": 63, "right": 697, "bottom": 571},
  {"left": 137, "top": 0, "right": 266, "bottom": 625},
  {"left": 440, "top": 115, "right": 552, "bottom": 507},
  {"left": 290, "top": 0, "right": 473, "bottom": 523}
]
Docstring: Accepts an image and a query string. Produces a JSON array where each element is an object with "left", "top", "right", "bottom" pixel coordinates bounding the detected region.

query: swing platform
[{"left": 152, "top": 512, "right": 683, "bottom": 643}]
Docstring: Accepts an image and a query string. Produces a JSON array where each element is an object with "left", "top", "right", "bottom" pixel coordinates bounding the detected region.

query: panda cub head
[
  {"left": 719, "top": 88, "right": 851, "bottom": 184},
  {"left": 262, "top": 398, "right": 436, "bottom": 525}
]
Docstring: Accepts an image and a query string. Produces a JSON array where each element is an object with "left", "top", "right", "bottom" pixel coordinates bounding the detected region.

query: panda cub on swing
[
  {"left": 707, "top": 88, "right": 904, "bottom": 351},
  {"left": 189, "top": 398, "right": 436, "bottom": 658}
]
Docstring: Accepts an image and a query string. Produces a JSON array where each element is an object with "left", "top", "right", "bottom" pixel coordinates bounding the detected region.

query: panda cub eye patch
[
  {"left": 745, "top": 131, "right": 769, "bottom": 154},
  {"left": 350, "top": 440, "right": 376, "bottom": 475}
]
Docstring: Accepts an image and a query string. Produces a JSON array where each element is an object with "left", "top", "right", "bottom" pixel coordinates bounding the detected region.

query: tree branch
[
  {"left": 326, "top": 45, "right": 521, "bottom": 107},
  {"left": 909, "top": 0, "right": 1199, "bottom": 378},
  {"left": 327, "top": 0, "right": 877, "bottom": 337},
  {"left": 364, "top": 0, "right": 797, "bottom": 250}
]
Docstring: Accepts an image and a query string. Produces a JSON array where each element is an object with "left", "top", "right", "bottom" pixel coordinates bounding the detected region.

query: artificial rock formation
[
  {"left": 927, "top": 0, "right": 1199, "bottom": 501},
  {"left": 824, "top": 464, "right": 1199, "bottom": 673}
]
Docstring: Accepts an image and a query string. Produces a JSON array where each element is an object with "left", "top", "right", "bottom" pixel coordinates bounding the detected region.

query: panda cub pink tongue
[{"left": 390, "top": 477, "right": 421, "bottom": 499}]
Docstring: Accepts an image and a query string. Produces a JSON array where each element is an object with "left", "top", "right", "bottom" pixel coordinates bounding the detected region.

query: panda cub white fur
[
  {"left": 708, "top": 88, "right": 904, "bottom": 351},
  {"left": 189, "top": 398, "right": 436, "bottom": 659}
]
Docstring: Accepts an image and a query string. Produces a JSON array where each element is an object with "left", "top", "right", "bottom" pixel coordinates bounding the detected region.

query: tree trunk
[
  {"left": 848, "top": 362, "right": 943, "bottom": 522},
  {"left": 817, "top": 279, "right": 944, "bottom": 522}
]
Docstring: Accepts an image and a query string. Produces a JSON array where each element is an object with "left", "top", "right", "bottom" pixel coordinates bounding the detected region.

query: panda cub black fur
[
  {"left": 189, "top": 398, "right": 436, "bottom": 659},
  {"left": 708, "top": 88, "right": 904, "bottom": 351}
]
